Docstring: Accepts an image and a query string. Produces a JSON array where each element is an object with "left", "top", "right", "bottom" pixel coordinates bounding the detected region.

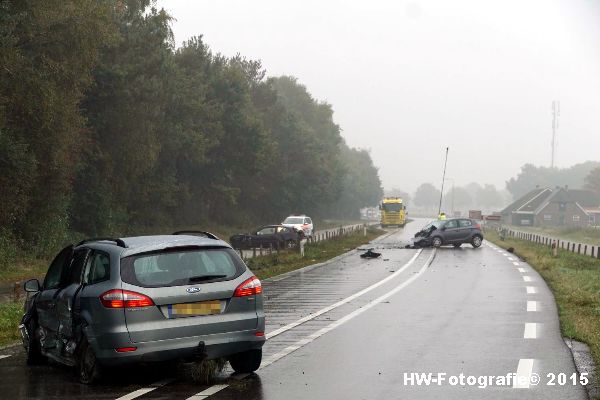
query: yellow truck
[{"left": 380, "top": 197, "right": 406, "bottom": 227}]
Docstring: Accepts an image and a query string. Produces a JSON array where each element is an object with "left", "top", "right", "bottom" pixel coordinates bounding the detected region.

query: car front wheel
[
  {"left": 22, "top": 319, "right": 44, "bottom": 365},
  {"left": 432, "top": 237, "right": 443, "bottom": 248},
  {"left": 471, "top": 235, "right": 483, "bottom": 248},
  {"left": 228, "top": 349, "right": 262, "bottom": 373}
]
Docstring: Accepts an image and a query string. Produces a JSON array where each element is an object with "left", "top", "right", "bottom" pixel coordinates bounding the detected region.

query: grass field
[{"left": 486, "top": 229, "right": 600, "bottom": 393}]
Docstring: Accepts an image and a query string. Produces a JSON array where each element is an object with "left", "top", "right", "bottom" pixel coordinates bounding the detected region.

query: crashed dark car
[
  {"left": 229, "top": 225, "right": 299, "bottom": 250},
  {"left": 412, "top": 218, "right": 483, "bottom": 248}
]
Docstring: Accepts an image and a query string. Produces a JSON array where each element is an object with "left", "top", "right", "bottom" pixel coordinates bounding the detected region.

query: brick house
[{"left": 501, "top": 187, "right": 600, "bottom": 227}]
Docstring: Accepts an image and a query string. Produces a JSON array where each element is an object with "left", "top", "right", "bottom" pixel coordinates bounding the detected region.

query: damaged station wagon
[{"left": 19, "top": 232, "right": 265, "bottom": 383}]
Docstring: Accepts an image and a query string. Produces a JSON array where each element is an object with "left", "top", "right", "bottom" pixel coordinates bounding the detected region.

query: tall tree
[
  {"left": 0, "top": 0, "right": 115, "bottom": 253},
  {"left": 584, "top": 167, "right": 600, "bottom": 193},
  {"left": 414, "top": 183, "right": 441, "bottom": 210}
]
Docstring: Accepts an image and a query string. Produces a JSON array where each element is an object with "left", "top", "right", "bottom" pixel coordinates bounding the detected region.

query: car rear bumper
[{"left": 91, "top": 328, "right": 265, "bottom": 366}]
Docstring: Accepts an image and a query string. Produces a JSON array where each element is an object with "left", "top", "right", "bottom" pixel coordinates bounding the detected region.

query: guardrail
[{"left": 493, "top": 226, "right": 600, "bottom": 259}]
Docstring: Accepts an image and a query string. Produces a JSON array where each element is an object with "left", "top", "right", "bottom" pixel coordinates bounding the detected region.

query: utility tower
[{"left": 551, "top": 100, "right": 560, "bottom": 168}]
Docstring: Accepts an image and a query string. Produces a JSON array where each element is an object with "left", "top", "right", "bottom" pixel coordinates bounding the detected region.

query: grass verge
[
  {"left": 486, "top": 229, "right": 600, "bottom": 393},
  {"left": 245, "top": 226, "right": 384, "bottom": 280},
  {"left": 0, "top": 301, "right": 22, "bottom": 347}
]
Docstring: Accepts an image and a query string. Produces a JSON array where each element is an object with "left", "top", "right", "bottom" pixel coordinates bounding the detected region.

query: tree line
[
  {"left": 387, "top": 182, "right": 506, "bottom": 212},
  {"left": 0, "top": 0, "right": 382, "bottom": 259}
]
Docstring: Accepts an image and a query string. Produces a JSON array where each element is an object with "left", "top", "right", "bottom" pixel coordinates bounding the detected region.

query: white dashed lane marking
[
  {"left": 524, "top": 323, "right": 537, "bottom": 339},
  {"left": 513, "top": 359, "right": 535, "bottom": 389},
  {"left": 513, "top": 261, "right": 520, "bottom": 266},
  {"left": 526, "top": 286, "right": 537, "bottom": 294},
  {"left": 523, "top": 276, "right": 532, "bottom": 282},
  {"left": 518, "top": 268, "right": 526, "bottom": 273},
  {"left": 527, "top": 301, "right": 538, "bottom": 312},
  {"left": 186, "top": 384, "right": 229, "bottom": 400},
  {"left": 114, "top": 379, "right": 174, "bottom": 400}
]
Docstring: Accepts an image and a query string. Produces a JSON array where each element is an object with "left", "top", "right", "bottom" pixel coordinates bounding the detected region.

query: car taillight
[
  {"left": 234, "top": 276, "right": 262, "bottom": 297},
  {"left": 474, "top": 223, "right": 481, "bottom": 229},
  {"left": 100, "top": 289, "right": 154, "bottom": 308}
]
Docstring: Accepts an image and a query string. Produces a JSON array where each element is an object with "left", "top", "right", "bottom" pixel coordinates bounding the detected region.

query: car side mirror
[{"left": 24, "top": 278, "right": 41, "bottom": 292}]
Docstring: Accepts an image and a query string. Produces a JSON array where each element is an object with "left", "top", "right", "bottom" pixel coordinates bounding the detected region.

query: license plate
[{"left": 167, "top": 300, "right": 221, "bottom": 317}]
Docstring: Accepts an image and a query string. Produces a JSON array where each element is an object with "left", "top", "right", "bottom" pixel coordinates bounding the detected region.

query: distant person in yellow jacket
[{"left": 438, "top": 212, "right": 447, "bottom": 220}]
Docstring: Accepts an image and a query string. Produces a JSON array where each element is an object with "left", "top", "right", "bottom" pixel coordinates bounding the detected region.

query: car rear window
[
  {"left": 120, "top": 247, "right": 245, "bottom": 288},
  {"left": 283, "top": 217, "right": 304, "bottom": 224},
  {"left": 459, "top": 219, "right": 473, "bottom": 227}
]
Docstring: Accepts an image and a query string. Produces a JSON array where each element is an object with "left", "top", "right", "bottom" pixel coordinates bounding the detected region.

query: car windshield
[
  {"left": 422, "top": 220, "right": 443, "bottom": 231},
  {"left": 382, "top": 203, "right": 402, "bottom": 212},
  {"left": 121, "top": 248, "right": 243, "bottom": 288},
  {"left": 283, "top": 217, "right": 304, "bottom": 224}
]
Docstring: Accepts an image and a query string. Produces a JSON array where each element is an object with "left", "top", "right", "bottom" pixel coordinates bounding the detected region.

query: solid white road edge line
[
  {"left": 260, "top": 249, "right": 436, "bottom": 369},
  {"left": 513, "top": 359, "right": 535, "bottom": 389},
  {"left": 186, "top": 384, "right": 229, "bottom": 400},
  {"left": 265, "top": 249, "right": 423, "bottom": 340},
  {"left": 114, "top": 379, "right": 174, "bottom": 400},
  {"left": 524, "top": 323, "right": 537, "bottom": 339},
  {"left": 527, "top": 301, "right": 538, "bottom": 312}
]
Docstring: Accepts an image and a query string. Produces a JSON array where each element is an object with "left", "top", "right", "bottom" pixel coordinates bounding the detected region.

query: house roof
[
  {"left": 547, "top": 188, "right": 600, "bottom": 207},
  {"left": 501, "top": 188, "right": 552, "bottom": 214}
]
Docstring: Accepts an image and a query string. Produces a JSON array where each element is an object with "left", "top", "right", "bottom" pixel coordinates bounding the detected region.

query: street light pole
[{"left": 438, "top": 147, "right": 449, "bottom": 216}]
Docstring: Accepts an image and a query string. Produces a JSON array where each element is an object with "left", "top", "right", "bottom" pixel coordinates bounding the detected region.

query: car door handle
[{"left": 47, "top": 302, "right": 56, "bottom": 309}]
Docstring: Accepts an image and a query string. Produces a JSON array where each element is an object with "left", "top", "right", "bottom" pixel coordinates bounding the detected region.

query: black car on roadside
[
  {"left": 229, "top": 225, "right": 300, "bottom": 250},
  {"left": 412, "top": 218, "right": 483, "bottom": 248}
]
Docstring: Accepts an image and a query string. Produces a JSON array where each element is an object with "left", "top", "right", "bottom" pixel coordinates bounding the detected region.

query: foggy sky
[{"left": 157, "top": 0, "right": 600, "bottom": 193}]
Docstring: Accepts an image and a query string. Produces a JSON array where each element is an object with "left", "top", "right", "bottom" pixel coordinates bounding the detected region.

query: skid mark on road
[
  {"left": 266, "top": 249, "right": 422, "bottom": 339},
  {"left": 261, "top": 250, "right": 436, "bottom": 370}
]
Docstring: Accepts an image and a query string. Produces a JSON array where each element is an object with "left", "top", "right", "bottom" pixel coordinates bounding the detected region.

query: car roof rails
[
  {"left": 77, "top": 237, "right": 128, "bottom": 248},
  {"left": 172, "top": 231, "right": 220, "bottom": 240}
]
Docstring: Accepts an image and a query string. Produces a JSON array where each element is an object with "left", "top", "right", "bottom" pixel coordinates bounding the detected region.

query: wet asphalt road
[{"left": 0, "top": 219, "right": 588, "bottom": 399}]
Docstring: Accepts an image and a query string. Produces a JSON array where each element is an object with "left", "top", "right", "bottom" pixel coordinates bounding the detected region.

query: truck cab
[{"left": 380, "top": 197, "right": 406, "bottom": 227}]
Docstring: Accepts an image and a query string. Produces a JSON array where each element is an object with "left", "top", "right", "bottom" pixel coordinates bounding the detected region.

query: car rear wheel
[
  {"left": 77, "top": 337, "right": 102, "bottom": 384},
  {"left": 228, "top": 349, "right": 262, "bottom": 373},
  {"left": 432, "top": 237, "right": 443, "bottom": 248},
  {"left": 471, "top": 235, "right": 483, "bottom": 248}
]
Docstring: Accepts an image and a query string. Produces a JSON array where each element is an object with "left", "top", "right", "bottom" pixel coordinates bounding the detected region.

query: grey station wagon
[{"left": 19, "top": 232, "right": 265, "bottom": 383}]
